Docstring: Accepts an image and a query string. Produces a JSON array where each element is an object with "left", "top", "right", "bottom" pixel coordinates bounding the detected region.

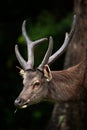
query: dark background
[{"left": 0, "top": 0, "right": 73, "bottom": 130}]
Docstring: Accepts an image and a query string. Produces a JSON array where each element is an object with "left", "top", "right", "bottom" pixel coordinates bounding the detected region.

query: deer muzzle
[{"left": 14, "top": 98, "right": 30, "bottom": 108}]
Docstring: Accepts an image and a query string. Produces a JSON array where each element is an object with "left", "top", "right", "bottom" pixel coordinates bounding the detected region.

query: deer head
[{"left": 14, "top": 15, "right": 77, "bottom": 109}]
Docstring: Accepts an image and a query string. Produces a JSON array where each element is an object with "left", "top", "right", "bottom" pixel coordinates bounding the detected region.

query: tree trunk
[{"left": 47, "top": 0, "right": 87, "bottom": 130}]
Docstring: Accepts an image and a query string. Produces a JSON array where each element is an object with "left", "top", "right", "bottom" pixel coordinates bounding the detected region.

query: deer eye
[{"left": 33, "top": 81, "right": 40, "bottom": 89}]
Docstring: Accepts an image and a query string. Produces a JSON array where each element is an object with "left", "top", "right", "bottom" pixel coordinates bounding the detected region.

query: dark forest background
[{"left": 0, "top": 0, "right": 74, "bottom": 130}]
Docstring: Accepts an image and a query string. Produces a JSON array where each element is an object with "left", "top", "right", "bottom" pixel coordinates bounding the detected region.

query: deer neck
[{"left": 45, "top": 62, "right": 86, "bottom": 102}]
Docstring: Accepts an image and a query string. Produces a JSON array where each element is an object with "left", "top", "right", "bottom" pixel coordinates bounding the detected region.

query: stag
[{"left": 14, "top": 15, "right": 87, "bottom": 109}]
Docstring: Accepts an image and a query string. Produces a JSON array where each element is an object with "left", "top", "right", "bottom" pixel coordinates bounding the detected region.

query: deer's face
[{"left": 14, "top": 65, "right": 52, "bottom": 108}]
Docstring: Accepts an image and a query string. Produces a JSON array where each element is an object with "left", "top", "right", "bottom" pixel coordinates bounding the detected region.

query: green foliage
[
  {"left": 18, "top": 11, "right": 73, "bottom": 42},
  {"left": 57, "top": 115, "right": 65, "bottom": 127},
  {"left": 32, "top": 110, "right": 42, "bottom": 119}
]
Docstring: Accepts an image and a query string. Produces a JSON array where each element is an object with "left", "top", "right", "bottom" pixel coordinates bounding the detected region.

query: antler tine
[
  {"left": 22, "top": 20, "right": 34, "bottom": 69},
  {"left": 15, "top": 45, "right": 27, "bottom": 70},
  {"left": 22, "top": 20, "right": 31, "bottom": 46},
  {"left": 48, "top": 14, "right": 77, "bottom": 65},
  {"left": 38, "top": 36, "right": 53, "bottom": 70}
]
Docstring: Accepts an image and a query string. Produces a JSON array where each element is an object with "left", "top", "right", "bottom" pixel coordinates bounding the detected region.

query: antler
[
  {"left": 48, "top": 15, "right": 77, "bottom": 65},
  {"left": 38, "top": 15, "right": 77, "bottom": 70},
  {"left": 38, "top": 36, "right": 53, "bottom": 70},
  {"left": 15, "top": 20, "right": 48, "bottom": 70},
  {"left": 15, "top": 15, "right": 77, "bottom": 71}
]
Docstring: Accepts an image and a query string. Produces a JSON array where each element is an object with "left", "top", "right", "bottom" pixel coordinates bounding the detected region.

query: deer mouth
[
  {"left": 14, "top": 98, "right": 31, "bottom": 109},
  {"left": 20, "top": 99, "right": 31, "bottom": 109},
  {"left": 14, "top": 96, "right": 42, "bottom": 109},
  {"left": 21, "top": 104, "right": 28, "bottom": 108}
]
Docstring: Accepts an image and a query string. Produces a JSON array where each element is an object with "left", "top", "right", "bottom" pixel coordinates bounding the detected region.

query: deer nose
[{"left": 14, "top": 98, "right": 24, "bottom": 107}]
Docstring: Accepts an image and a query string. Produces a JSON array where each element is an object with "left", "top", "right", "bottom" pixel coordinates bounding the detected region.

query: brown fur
[{"left": 48, "top": 60, "right": 87, "bottom": 102}]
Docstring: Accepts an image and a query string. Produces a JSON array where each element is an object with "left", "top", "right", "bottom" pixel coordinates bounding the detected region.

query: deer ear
[
  {"left": 16, "top": 66, "right": 25, "bottom": 78},
  {"left": 43, "top": 65, "right": 52, "bottom": 81},
  {"left": 19, "top": 69, "right": 25, "bottom": 78}
]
